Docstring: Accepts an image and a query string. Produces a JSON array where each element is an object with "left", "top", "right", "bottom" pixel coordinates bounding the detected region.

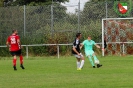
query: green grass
[{"left": 0, "top": 56, "right": 133, "bottom": 88}]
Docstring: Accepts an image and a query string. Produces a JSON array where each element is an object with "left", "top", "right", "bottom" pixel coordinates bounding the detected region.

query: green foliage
[
  {"left": 1, "top": 1, "right": 133, "bottom": 56},
  {"left": 0, "top": 48, "right": 10, "bottom": 56},
  {"left": 9, "top": 0, "right": 69, "bottom": 6},
  {"left": 82, "top": 1, "right": 107, "bottom": 20},
  {"left": 46, "top": 33, "right": 69, "bottom": 55},
  {"left": 0, "top": 0, "right": 3, "bottom": 6}
]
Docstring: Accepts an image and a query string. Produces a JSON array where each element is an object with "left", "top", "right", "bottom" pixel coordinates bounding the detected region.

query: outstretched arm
[
  {"left": 95, "top": 44, "right": 100, "bottom": 49},
  {"left": 80, "top": 43, "right": 84, "bottom": 50}
]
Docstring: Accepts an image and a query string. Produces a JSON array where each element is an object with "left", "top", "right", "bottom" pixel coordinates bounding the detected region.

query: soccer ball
[{"left": 95, "top": 60, "right": 99, "bottom": 64}]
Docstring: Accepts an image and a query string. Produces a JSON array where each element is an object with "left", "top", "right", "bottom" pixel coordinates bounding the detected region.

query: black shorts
[{"left": 10, "top": 49, "right": 22, "bottom": 56}]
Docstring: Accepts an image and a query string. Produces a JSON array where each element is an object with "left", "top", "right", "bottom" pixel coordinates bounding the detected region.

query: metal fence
[{"left": 0, "top": 1, "right": 133, "bottom": 56}]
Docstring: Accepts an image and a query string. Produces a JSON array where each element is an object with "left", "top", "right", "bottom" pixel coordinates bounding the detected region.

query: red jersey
[{"left": 7, "top": 34, "right": 21, "bottom": 51}]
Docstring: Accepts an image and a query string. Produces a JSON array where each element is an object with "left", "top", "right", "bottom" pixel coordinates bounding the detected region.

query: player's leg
[
  {"left": 76, "top": 58, "right": 81, "bottom": 70},
  {"left": 74, "top": 54, "right": 81, "bottom": 70},
  {"left": 17, "top": 49, "right": 25, "bottom": 69},
  {"left": 20, "top": 54, "right": 25, "bottom": 69},
  {"left": 86, "top": 51, "right": 95, "bottom": 68},
  {"left": 20, "top": 54, "right": 23, "bottom": 65},
  {"left": 10, "top": 51, "right": 17, "bottom": 70},
  {"left": 78, "top": 53, "right": 85, "bottom": 70},
  {"left": 92, "top": 53, "right": 102, "bottom": 68},
  {"left": 13, "top": 55, "right": 17, "bottom": 70},
  {"left": 104, "top": 45, "right": 107, "bottom": 55},
  {"left": 104, "top": 48, "right": 107, "bottom": 55},
  {"left": 87, "top": 55, "right": 95, "bottom": 68}
]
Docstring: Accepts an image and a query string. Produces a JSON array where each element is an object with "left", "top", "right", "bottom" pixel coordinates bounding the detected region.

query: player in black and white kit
[{"left": 72, "top": 33, "right": 85, "bottom": 70}]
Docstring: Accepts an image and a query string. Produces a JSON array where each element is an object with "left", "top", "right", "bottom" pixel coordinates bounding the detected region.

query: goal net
[{"left": 102, "top": 18, "right": 133, "bottom": 56}]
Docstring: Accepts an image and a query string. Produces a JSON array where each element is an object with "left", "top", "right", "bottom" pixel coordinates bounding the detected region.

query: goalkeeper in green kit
[{"left": 80, "top": 36, "right": 102, "bottom": 68}]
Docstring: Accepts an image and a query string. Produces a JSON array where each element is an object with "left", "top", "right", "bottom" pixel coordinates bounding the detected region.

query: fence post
[
  {"left": 24, "top": 5, "right": 26, "bottom": 36},
  {"left": 57, "top": 45, "right": 59, "bottom": 59},
  {"left": 105, "top": 1, "right": 108, "bottom": 18},
  {"left": 122, "top": 43, "right": 125, "bottom": 55},
  {"left": 78, "top": 0, "right": 80, "bottom": 32},
  {"left": 26, "top": 46, "right": 28, "bottom": 58},
  {"left": 102, "top": 19, "right": 104, "bottom": 56},
  {"left": 51, "top": 4, "right": 54, "bottom": 36}
]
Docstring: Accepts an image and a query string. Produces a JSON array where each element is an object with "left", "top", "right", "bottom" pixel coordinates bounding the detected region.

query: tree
[
  {"left": 8, "top": 0, "right": 69, "bottom": 6},
  {"left": 0, "top": 0, "right": 3, "bottom": 6},
  {"left": 81, "top": 1, "right": 106, "bottom": 24}
]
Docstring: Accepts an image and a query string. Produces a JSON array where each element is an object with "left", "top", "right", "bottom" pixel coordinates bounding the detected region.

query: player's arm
[
  {"left": 17, "top": 39, "right": 22, "bottom": 48},
  {"left": 95, "top": 44, "right": 100, "bottom": 49},
  {"left": 95, "top": 44, "right": 104, "bottom": 51},
  {"left": 6, "top": 37, "right": 10, "bottom": 48},
  {"left": 6, "top": 41, "right": 10, "bottom": 48},
  {"left": 17, "top": 36, "right": 22, "bottom": 49},
  {"left": 72, "top": 46, "right": 80, "bottom": 55},
  {"left": 94, "top": 41, "right": 100, "bottom": 49},
  {"left": 6, "top": 38, "right": 10, "bottom": 51},
  {"left": 80, "top": 40, "right": 85, "bottom": 50},
  {"left": 80, "top": 43, "right": 84, "bottom": 50}
]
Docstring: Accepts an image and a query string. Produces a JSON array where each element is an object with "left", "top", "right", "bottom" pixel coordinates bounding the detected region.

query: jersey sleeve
[
  {"left": 82, "top": 40, "right": 86, "bottom": 45},
  {"left": 16, "top": 35, "right": 20, "bottom": 40},
  {"left": 16, "top": 35, "right": 20, "bottom": 43},
  {"left": 72, "top": 40, "right": 76, "bottom": 47}
]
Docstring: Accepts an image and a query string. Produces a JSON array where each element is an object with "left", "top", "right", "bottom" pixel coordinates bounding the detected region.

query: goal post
[{"left": 102, "top": 17, "right": 133, "bottom": 56}]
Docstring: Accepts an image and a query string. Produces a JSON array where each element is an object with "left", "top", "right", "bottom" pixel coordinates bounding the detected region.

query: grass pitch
[{"left": 0, "top": 56, "right": 133, "bottom": 88}]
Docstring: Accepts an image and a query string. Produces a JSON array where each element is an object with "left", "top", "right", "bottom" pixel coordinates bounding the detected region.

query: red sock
[
  {"left": 13, "top": 59, "right": 16, "bottom": 66},
  {"left": 20, "top": 55, "right": 23, "bottom": 65}
]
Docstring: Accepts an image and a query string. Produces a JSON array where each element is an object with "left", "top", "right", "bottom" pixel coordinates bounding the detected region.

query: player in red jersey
[{"left": 6, "top": 29, "right": 25, "bottom": 70}]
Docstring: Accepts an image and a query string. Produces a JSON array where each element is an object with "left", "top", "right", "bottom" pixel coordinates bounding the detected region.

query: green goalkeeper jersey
[{"left": 82, "top": 40, "right": 96, "bottom": 52}]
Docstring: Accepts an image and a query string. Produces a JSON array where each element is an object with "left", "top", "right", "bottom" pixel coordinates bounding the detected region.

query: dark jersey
[
  {"left": 72, "top": 38, "right": 80, "bottom": 54},
  {"left": 104, "top": 40, "right": 107, "bottom": 49}
]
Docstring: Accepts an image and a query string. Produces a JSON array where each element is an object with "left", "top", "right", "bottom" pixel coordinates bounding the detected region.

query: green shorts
[{"left": 85, "top": 50, "right": 94, "bottom": 57}]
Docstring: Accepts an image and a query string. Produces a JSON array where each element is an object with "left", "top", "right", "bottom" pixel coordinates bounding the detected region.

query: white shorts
[{"left": 73, "top": 53, "right": 84, "bottom": 58}]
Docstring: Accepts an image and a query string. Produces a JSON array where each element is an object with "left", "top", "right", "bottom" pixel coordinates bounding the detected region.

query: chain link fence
[{"left": 0, "top": 1, "right": 133, "bottom": 56}]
